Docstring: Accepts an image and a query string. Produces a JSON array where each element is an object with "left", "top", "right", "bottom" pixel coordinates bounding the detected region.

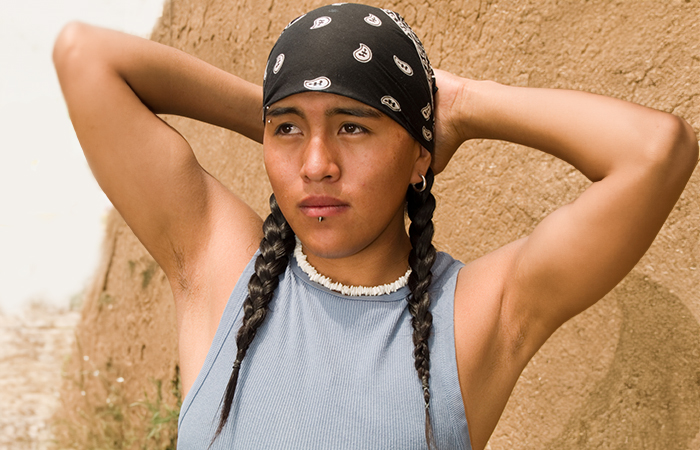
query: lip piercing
[{"left": 318, "top": 216, "right": 324, "bottom": 223}]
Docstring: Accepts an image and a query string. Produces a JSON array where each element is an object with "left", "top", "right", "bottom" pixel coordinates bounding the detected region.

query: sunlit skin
[{"left": 263, "top": 92, "right": 431, "bottom": 287}]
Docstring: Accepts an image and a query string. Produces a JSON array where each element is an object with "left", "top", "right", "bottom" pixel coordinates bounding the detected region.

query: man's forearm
[{"left": 54, "top": 22, "right": 264, "bottom": 143}]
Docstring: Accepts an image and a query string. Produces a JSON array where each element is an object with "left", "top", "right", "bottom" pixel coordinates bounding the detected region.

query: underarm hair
[{"left": 213, "top": 170, "right": 438, "bottom": 449}]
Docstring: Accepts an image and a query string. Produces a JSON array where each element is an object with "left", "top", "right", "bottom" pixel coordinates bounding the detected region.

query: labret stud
[{"left": 318, "top": 216, "right": 324, "bottom": 223}]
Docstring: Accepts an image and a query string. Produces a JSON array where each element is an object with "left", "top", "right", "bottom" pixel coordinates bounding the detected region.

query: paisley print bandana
[{"left": 262, "top": 3, "right": 437, "bottom": 152}]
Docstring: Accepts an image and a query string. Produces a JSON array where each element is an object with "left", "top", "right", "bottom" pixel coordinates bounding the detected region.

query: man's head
[{"left": 262, "top": 3, "right": 437, "bottom": 153}]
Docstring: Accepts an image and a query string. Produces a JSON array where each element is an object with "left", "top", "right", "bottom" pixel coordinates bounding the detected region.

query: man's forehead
[{"left": 267, "top": 93, "right": 384, "bottom": 119}]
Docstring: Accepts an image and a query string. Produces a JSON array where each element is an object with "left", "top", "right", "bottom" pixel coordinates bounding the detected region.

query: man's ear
[{"left": 411, "top": 146, "right": 432, "bottom": 185}]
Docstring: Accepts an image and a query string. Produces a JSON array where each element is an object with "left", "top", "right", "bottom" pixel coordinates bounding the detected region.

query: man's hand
[{"left": 431, "top": 69, "right": 470, "bottom": 174}]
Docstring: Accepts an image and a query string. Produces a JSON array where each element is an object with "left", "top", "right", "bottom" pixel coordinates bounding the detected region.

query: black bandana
[{"left": 263, "top": 3, "right": 437, "bottom": 152}]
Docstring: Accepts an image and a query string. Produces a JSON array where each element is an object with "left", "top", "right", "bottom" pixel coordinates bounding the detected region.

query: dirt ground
[{"left": 0, "top": 304, "right": 79, "bottom": 450}]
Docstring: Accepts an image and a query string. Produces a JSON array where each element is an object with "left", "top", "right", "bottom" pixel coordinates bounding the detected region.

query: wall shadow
[{"left": 543, "top": 272, "right": 700, "bottom": 449}]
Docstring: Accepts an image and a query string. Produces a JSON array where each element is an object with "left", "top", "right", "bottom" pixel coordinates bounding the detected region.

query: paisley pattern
[
  {"left": 303, "top": 76, "right": 331, "bottom": 90},
  {"left": 310, "top": 16, "right": 332, "bottom": 29},
  {"left": 353, "top": 43, "right": 372, "bottom": 63},
  {"left": 364, "top": 13, "right": 382, "bottom": 26},
  {"left": 273, "top": 53, "right": 285, "bottom": 74},
  {"left": 393, "top": 55, "right": 413, "bottom": 76},
  {"left": 381, "top": 95, "right": 401, "bottom": 111}
]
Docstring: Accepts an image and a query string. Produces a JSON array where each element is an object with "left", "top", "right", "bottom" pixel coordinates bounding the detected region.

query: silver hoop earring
[{"left": 412, "top": 174, "right": 427, "bottom": 193}]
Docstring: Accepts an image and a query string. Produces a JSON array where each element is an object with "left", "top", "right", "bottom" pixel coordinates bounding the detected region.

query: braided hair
[
  {"left": 213, "top": 169, "right": 439, "bottom": 448},
  {"left": 213, "top": 194, "right": 296, "bottom": 441},
  {"left": 406, "top": 168, "right": 438, "bottom": 448}
]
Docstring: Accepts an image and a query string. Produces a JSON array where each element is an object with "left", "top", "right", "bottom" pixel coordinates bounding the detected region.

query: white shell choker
[{"left": 293, "top": 238, "right": 411, "bottom": 296}]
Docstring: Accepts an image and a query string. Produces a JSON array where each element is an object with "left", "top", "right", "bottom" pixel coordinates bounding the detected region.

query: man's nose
[{"left": 300, "top": 135, "right": 340, "bottom": 182}]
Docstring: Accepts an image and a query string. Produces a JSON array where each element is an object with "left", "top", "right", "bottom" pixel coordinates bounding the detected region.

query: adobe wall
[{"left": 56, "top": 1, "right": 700, "bottom": 448}]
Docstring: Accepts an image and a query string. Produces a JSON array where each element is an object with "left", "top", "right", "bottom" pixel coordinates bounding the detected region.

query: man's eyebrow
[
  {"left": 266, "top": 106, "right": 305, "bottom": 119},
  {"left": 326, "top": 107, "right": 383, "bottom": 119}
]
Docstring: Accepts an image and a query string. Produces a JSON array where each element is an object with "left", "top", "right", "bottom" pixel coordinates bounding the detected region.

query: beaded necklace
[{"left": 293, "top": 238, "right": 411, "bottom": 296}]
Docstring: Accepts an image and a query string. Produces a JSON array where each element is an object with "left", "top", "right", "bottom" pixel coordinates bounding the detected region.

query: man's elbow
[
  {"left": 644, "top": 114, "right": 698, "bottom": 185},
  {"left": 53, "top": 22, "right": 92, "bottom": 77}
]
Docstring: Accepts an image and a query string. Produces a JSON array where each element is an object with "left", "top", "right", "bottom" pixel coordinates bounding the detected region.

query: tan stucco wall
[{"left": 56, "top": 1, "right": 700, "bottom": 448}]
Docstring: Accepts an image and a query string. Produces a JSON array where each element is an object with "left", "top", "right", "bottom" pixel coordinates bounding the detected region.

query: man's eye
[
  {"left": 275, "top": 123, "right": 300, "bottom": 135},
  {"left": 340, "top": 123, "right": 366, "bottom": 135}
]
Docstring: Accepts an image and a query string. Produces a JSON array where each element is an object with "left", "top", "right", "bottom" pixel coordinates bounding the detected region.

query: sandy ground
[{"left": 0, "top": 304, "right": 79, "bottom": 450}]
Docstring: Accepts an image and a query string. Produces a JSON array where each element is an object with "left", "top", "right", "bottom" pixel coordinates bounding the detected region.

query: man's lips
[{"left": 299, "top": 196, "right": 349, "bottom": 217}]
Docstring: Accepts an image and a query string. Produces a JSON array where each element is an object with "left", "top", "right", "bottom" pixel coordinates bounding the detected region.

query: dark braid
[
  {"left": 406, "top": 168, "right": 438, "bottom": 449},
  {"left": 212, "top": 194, "right": 296, "bottom": 443}
]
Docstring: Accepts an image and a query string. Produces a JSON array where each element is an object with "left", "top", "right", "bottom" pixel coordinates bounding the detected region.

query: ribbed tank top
[{"left": 177, "top": 251, "right": 471, "bottom": 449}]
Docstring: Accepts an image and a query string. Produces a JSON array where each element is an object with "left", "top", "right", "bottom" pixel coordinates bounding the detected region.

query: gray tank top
[{"left": 178, "top": 251, "right": 470, "bottom": 449}]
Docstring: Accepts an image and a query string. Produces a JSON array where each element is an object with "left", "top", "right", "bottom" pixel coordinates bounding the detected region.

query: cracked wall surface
[{"left": 56, "top": 0, "right": 700, "bottom": 448}]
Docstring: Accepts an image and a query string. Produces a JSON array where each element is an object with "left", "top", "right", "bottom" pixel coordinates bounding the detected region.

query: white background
[{"left": 0, "top": 0, "right": 166, "bottom": 312}]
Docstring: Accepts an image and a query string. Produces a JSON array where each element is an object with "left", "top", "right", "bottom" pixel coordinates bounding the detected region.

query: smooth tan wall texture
[{"left": 57, "top": 1, "right": 700, "bottom": 448}]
